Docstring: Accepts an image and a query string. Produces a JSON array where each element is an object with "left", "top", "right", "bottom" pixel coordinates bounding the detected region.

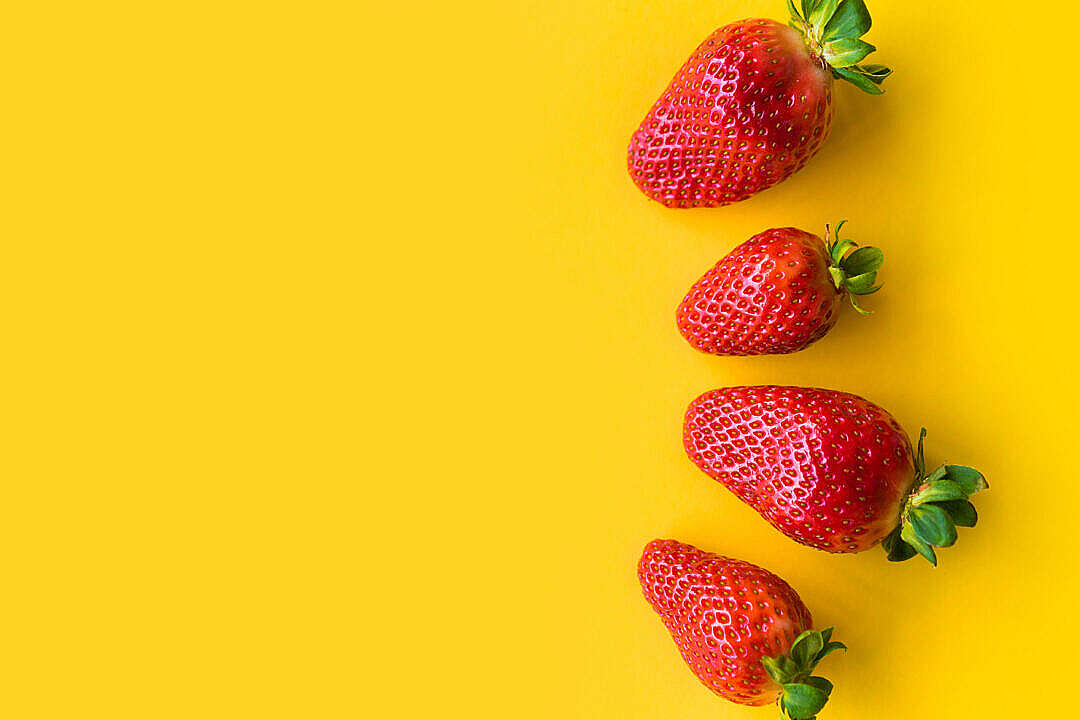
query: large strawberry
[
  {"left": 683, "top": 386, "right": 987, "bottom": 565},
  {"left": 677, "top": 222, "right": 881, "bottom": 355},
  {"left": 639, "top": 539, "right": 845, "bottom": 719},
  {"left": 628, "top": 1, "right": 890, "bottom": 208}
]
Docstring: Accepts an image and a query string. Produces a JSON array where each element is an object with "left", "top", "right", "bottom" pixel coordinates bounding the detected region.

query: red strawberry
[
  {"left": 627, "top": 1, "right": 890, "bottom": 208},
  {"left": 639, "top": 539, "right": 845, "bottom": 719},
  {"left": 677, "top": 223, "right": 882, "bottom": 356},
  {"left": 683, "top": 386, "right": 987, "bottom": 565}
]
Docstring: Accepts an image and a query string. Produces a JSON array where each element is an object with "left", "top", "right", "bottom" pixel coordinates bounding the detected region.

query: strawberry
[
  {"left": 639, "top": 539, "right": 845, "bottom": 719},
  {"left": 683, "top": 386, "right": 987, "bottom": 565},
  {"left": 677, "top": 223, "right": 882, "bottom": 356},
  {"left": 627, "top": 1, "right": 890, "bottom": 208}
]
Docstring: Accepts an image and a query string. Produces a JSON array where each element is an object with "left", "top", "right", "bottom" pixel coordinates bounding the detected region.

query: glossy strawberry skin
[
  {"left": 638, "top": 539, "right": 812, "bottom": 706},
  {"left": 677, "top": 228, "right": 841, "bottom": 355},
  {"left": 684, "top": 386, "right": 916, "bottom": 553},
  {"left": 628, "top": 19, "right": 833, "bottom": 208}
]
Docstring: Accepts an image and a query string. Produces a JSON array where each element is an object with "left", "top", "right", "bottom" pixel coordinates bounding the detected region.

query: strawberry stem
[
  {"left": 762, "top": 627, "right": 846, "bottom": 720},
  {"left": 882, "top": 429, "right": 989, "bottom": 566},
  {"left": 787, "top": 0, "right": 892, "bottom": 94},
  {"left": 824, "top": 221, "right": 883, "bottom": 315}
]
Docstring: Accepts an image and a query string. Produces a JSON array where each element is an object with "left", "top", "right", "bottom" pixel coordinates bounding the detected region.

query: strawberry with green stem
[
  {"left": 627, "top": 0, "right": 891, "bottom": 208},
  {"left": 676, "top": 222, "right": 883, "bottom": 356},
  {"left": 638, "top": 540, "right": 846, "bottom": 719},
  {"left": 683, "top": 386, "right": 988, "bottom": 564}
]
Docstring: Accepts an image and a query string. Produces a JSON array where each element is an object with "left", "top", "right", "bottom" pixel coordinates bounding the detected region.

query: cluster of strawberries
[{"left": 627, "top": 3, "right": 987, "bottom": 719}]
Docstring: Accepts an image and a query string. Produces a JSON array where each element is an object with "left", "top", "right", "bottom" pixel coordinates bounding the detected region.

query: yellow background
[{"left": 3, "top": 0, "right": 1076, "bottom": 717}]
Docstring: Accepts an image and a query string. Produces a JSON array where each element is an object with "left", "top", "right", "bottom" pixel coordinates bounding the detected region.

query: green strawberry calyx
[
  {"left": 881, "top": 429, "right": 989, "bottom": 566},
  {"left": 786, "top": 0, "right": 892, "bottom": 94},
  {"left": 824, "top": 220, "right": 883, "bottom": 315},
  {"left": 762, "top": 628, "right": 846, "bottom": 720}
]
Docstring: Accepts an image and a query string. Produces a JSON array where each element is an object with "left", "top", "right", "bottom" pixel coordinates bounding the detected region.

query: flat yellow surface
[{"left": 4, "top": 0, "right": 1078, "bottom": 717}]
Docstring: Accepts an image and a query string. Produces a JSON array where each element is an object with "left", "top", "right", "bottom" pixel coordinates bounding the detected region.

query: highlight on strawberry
[
  {"left": 676, "top": 222, "right": 882, "bottom": 356},
  {"left": 682, "top": 386, "right": 988, "bottom": 566},
  {"left": 627, "top": 0, "right": 890, "bottom": 208},
  {"left": 639, "top": 539, "right": 846, "bottom": 719}
]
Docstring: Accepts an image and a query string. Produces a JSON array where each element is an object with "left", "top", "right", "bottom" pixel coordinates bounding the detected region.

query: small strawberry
[
  {"left": 627, "top": 1, "right": 890, "bottom": 208},
  {"left": 683, "top": 386, "right": 987, "bottom": 565},
  {"left": 639, "top": 539, "right": 845, "bottom": 719},
  {"left": 677, "top": 223, "right": 881, "bottom": 356}
]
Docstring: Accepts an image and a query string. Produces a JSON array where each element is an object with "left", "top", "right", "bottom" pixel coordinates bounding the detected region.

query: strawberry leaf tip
[
  {"left": 884, "top": 430, "right": 988, "bottom": 566},
  {"left": 824, "top": 221, "right": 884, "bottom": 314},
  {"left": 788, "top": 0, "right": 891, "bottom": 93},
  {"left": 763, "top": 628, "right": 845, "bottom": 720}
]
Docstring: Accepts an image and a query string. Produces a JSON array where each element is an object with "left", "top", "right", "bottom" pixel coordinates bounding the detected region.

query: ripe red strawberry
[
  {"left": 639, "top": 539, "right": 845, "bottom": 719},
  {"left": 677, "top": 223, "right": 882, "bottom": 355},
  {"left": 683, "top": 386, "right": 987, "bottom": 565},
  {"left": 628, "top": 1, "right": 890, "bottom": 208}
]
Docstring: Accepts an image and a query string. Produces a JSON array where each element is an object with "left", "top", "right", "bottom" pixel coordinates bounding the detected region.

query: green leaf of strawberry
[
  {"left": 882, "top": 526, "right": 918, "bottom": 562},
  {"left": 762, "top": 655, "right": 790, "bottom": 684},
  {"left": 823, "top": 0, "right": 872, "bottom": 41},
  {"left": 946, "top": 465, "right": 989, "bottom": 495},
  {"left": 809, "top": 0, "right": 840, "bottom": 27},
  {"left": 911, "top": 478, "right": 966, "bottom": 504},
  {"left": 901, "top": 522, "right": 938, "bottom": 566},
  {"left": 790, "top": 629, "right": 824, "bottom": 667},
  {"left": 816, "top": 642, "right": 847, "bottom": 662},
  {"left": 804, "top": 676, "right": 834, "bottom": 696},
  {"left": 832, "top": 66, "right": 885, "bottom": 94},
  {"left": 781, "top": 683, "right": 830, "bottom": 719},
  {"left": 840, "top": 246, "right": 883, "bottom": 276},
  {"left": 938, "top": 499, "right": 978, "bottom": 527},
  {"left": 823, "top": 38, "right": 875, "bottom": 67},
  {"left": 860, "top": 63, "right": 892, "bottom": 84},
  {"left": 910, "top": 505, "right": 959, "bottom": 547}
]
